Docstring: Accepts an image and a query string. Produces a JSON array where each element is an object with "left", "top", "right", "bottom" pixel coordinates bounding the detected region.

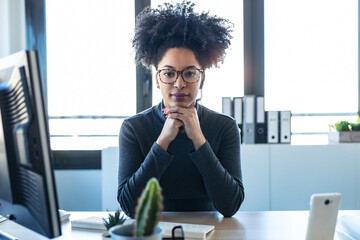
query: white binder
[
  {"left": 233, "top": 97, "right": 243, "bottom": 126},
  {"left": 267, "top": 111, "right": 279, "bottom": 143},
  {"left": 243, "top": 95, "right": 255, "bottom": 144},
  {"left": 222, "top": 97, "right": 233, "bottom": 117},
  {"left": 280, "top": 111, "right": 291, "bottom": 143}
]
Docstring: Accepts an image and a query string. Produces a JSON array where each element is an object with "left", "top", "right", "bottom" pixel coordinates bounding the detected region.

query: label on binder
[{"left": 280, "top": 111, "right": 291, "bottom": 143}]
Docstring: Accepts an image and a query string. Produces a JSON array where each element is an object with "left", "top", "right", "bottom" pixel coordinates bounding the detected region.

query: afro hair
[{"left": 132, "top": 1, "right": 233, "bottom": 69}]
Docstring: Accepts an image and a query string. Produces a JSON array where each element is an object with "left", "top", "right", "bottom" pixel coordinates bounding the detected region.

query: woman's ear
[{"left": 155, "top": 72, "right": 160, "bottom": 89}]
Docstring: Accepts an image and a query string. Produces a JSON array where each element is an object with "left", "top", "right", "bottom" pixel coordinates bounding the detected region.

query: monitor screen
[{"left": 0, "top": 50, "right": 61, "bottom": 238}]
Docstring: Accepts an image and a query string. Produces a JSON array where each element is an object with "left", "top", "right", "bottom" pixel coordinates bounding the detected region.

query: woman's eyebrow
[
  {"left": 161, "top": 65, "right": 175, "bottom": 69},
  {"left": 160, "top": 65, "right": 198, "bottom": 70},
  {"left": 183, "top": 65, "right": 198, "bottom": 69}
]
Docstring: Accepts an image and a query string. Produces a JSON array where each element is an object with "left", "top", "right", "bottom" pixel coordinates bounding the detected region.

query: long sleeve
[
  {"left": 117, "top": 103, "right": 245, "bottom": 218},
  {"left": 117, "top": 119, "right": 174, "bottom": 218},
  {"left": 189, "top": 119, "right": 244, "bottom": 217}
]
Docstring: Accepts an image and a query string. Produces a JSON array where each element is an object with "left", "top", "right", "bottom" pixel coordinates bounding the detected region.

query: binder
[
  {"left": 267, "top": 111, "right": 279, "bottom": 143},
  {"left": 255, "top": 96, "right": 267, "bottom": 143},
  {"left": 222, "top": 97, "right": 233, "bottom": 117},
  {"left": 243, "top": 95, "right": 256, "bottom": 144},
  {"left": 233, "top": 97, "right": 243, "bottom": 143},
  {"left": 280, "top": 111, "right": 291, "bottom": 143}
]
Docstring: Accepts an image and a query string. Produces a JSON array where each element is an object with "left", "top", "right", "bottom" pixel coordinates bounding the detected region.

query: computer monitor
[{"left": 0, "top": 50, "right": 61, "bottom": 238}]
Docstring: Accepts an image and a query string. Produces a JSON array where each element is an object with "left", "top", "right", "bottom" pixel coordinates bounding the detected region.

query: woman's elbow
[
  {"left": 221, "top": 189, "right": 245, "bottom": 218},
  {"left": 117, "top": 190, "right": 136, "bottom": 218}
]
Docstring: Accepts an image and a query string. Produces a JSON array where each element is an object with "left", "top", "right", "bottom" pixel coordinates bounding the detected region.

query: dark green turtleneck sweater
[{"left": 117, "top": 101, "right": 244, "bottom": 218}]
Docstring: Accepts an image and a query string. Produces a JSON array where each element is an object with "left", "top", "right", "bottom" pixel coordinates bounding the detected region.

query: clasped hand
[{"left": 156, "top": 106, "right": 206, "bottom": 151}]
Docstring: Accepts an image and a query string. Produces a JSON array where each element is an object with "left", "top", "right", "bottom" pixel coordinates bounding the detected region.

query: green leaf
[
  {"left": 103, "top": 209, "right": 126, "bottom": 230},
  {"left": 335, "top": 121, "right": 350, "bottom": 131}
]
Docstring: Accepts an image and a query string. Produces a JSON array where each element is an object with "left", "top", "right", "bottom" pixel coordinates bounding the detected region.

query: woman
[{"left": 117, "top": 1, "right": 244, "bottom": 218}]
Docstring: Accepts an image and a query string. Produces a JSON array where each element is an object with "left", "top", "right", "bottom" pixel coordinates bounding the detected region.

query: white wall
[
  {"left": 53, "top": 148, "right": 118, "bottom": 211},
  {"left": 0, "top": 0, "right": 25, "bottom": 58},
  {"left": 101, "top": 147, "right": 119, "bottom": 211},
  {"left": 241, "top": 144, "right": 360, "bottom": 211},
  {"left": 54, "top": 170, "right": 102, "bottom": 211},
  {"left": 269, "top": 145, "right": 357, "bottom": 210}
]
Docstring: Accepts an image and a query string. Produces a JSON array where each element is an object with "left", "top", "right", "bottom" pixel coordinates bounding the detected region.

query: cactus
[{"left": 134, "top": 177, "right": 163, "bottom": 237}]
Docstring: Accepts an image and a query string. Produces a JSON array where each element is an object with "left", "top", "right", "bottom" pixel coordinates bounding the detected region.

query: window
[
  {"left": 151, "top": 0, "right": 244, "bottom": 112},
  {"left": 0, "top": 0, "right": 25, "bottom": 58},
  {"left": 264, "top": 0, "right": 358, "bottom": 144},
  {"left": 46, "top": 0, "right": 135, "bottom": 150}
]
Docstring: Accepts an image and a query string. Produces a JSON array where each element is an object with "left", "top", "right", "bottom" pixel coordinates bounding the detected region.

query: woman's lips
[{"left": 171, "top": 93, "right": 189, "bottom": 101}]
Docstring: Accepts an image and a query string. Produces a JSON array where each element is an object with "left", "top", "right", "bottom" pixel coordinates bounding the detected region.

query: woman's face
[{"left": 156, "top": 48, "right": 202, "bottom": 108}]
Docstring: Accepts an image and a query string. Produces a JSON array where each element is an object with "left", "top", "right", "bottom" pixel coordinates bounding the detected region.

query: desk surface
[{"left": 0, "top": 210, "right": 359, "bottom": 240}]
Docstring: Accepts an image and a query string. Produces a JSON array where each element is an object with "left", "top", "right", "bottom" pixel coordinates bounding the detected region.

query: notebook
[
  {"left": 71, "top": 216, "right": 214, "bottom": 239},
  {"left": 59, "top": 209, "right": 71, "bottom": 223},
  {"left": 71, "top": 216, "right": 109, "bottom": 230},
  {"left": 0, "top": 216, "right": 7, "bottom": 223},
  {"left": 159, "top": 221, "right": 214, "bottom": 239}
]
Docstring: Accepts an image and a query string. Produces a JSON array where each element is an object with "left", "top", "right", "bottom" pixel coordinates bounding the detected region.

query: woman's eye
[
  {"left": 184, "top": 71, "right": 197, "bottom": 77},
  {"left": 163, "top": 71, "right": 175, "bottom": 77}
]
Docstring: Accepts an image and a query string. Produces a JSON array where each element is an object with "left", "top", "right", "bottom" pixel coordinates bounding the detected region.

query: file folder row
[{"left": 222, "top": 96, "right": 291, "bottom": 144}]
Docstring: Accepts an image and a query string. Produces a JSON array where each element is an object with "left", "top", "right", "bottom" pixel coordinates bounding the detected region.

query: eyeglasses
[
  {"left": 157, "top": 67, "right": 203, "bottom": 84},
  {"left": 162, "top": 225, "right": 184, "bottom": 240}
]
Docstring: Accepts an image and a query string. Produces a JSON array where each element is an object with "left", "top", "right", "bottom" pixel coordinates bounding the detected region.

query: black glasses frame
[{"left": 157, "top": 67, "right": 204, "bottom": 84}]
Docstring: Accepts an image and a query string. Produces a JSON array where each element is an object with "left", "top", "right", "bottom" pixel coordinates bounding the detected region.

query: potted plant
[
  {"left": 328, "top": 120, "right": 360, "bottom": 143},
  {"left": 102, "top": 209, "right": 127, "bottom": 239},
  {"left": 108, "top": 177, "right": 163, "bottom": 240}
]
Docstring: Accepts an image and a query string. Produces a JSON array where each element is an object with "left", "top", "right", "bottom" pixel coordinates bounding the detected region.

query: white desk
[{"left": 0, "top": 210, "right": 360, "bottom": 240}]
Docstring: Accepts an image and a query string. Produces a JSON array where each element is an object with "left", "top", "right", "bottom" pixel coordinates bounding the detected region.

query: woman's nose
[{"left": 173, "top": 75, "right": 186, "bottom": 89}]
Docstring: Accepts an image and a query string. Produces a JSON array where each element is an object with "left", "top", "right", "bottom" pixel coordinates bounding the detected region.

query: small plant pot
[
  {"left": 328, "top": 131, "right": 360, "bottom": 143},
  {"left": 109, "top": 223, "right": 163, "bottom": 240}
]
